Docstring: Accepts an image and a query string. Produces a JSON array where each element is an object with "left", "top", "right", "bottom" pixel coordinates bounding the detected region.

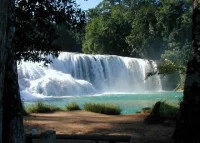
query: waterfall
[{"left": 18, "top": 52, "right": 162, "bottom": 100}]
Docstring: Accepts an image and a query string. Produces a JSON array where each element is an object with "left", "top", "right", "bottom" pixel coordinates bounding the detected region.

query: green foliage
[
  {"left": 157, "top": 59, "right": 186, "bottom": 74},
  {"left": 84, "top": 103, "right": 121, "bottom": 115},
  {"left": 159, "top": 102, "right": 179, "bottom": 119},
  {"left": 129, "top": 0, "right": 191, "bottom": 59},
  {"left": 83, "top": 3, "right": 132, "bottom": 56},
  {"left": 15, "top": 0, "right": 86, "bottom": 63},
  {"left": 66, "top": 102, "right": 81, "bottom": 111},
  {"left": 126, "top": 3, "right": 159, "bottom": 58},
  {"left": 26, "top": 102, "right": 62, "bottom": 113},
  {"left": 84, "top": 0, "right": 192, "bottom": 62},
  {"left": 144, "top": 101, "right": 179, "bottom": 124},
  {"left": 161, "top": 47, "right": 190, "bottom": 66},
  {"left": 53, "top": 25, "right": 83, "bottom": 52},
  {"left": 146, "top": 57, "right": 186, "bottom": 81}
]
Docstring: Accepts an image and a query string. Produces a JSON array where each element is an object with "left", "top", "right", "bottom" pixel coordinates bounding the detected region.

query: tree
[
  {"left": 53, "top": 24, "right": 83, "bottom": 53},
  {"left": 0, "top": 0, "right": 9, "bottom": 142},
  {"left": 126, "top": 2, "right": 159, "bottom": 58},
  {"left": 173, "top": 0, "right": 200, "bottom": 142},
  {"left": 14, "top": 0, "right": 85, "bottom": 63},
  {"left": 83, "top": 2, "right": 132, "bottom": 56},
  {"left": 126, "top": 0, "right": 192, "bottom": 59},
  {"left": 1, "top": 0, "right": 86, "bottom": 142},
  {"left": 2, "top": 0, "right": 26, "bottom": 141}
]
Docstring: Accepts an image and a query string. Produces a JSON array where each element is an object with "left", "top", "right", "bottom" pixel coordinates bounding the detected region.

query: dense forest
[{"left": 83, "top": 0, "right": 192, "bottom": 62}]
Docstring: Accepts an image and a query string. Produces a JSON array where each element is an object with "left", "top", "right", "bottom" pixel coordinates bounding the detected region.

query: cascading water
[{"left": 18, "top": 52, "right": 162, "bottom": 100}]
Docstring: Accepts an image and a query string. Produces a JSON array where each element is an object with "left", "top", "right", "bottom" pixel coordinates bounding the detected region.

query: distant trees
[
  {"left": 83, "top": 0, "right": 132, "bottom": 56},
  {"left": 83, "top": 0, "right": 192, "bottom": 64}
]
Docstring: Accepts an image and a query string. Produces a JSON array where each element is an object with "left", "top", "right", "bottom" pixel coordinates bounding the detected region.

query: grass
[
  {"left": 25, "top": 102, "right": 121, "bottom": 115},
  {"left": 84, "top": 103, "right": 121, "bottom": 115},
  {"left": 66, "top": 102, "right": 81, "bottom": 111},
  {"left": 26, "top": 102, "right": 63, "bottom": 113}
]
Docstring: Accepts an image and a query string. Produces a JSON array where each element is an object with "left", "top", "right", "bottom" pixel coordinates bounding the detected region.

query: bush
[
  {"left": 66, "top": 102, "right": 81, "bottom": 111},
  {"left": 160, "top": 102, "right": 179, "bottom": 119},
  {"left": 144, "top": 101, "right": 179, "bottom": 124},
  {"left": 84, "top": 103, "right": 121, "bottom": 115},
  {"left": 26, "top": 102, "right": 62, "bottom": 113}
]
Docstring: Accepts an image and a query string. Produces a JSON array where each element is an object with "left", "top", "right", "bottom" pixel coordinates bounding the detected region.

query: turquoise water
[{"left": 24, "top": 91, "right": 183, "bottom": 114}]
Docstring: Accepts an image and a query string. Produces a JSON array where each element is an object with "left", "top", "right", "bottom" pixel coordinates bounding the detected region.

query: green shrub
[
  {"left": 84, "top": 103, "right": 121, "bottom": 115},
  {"left": 144, "top": 101, "right": 179, "bottom": 124},
  {"left": 160, "top": 102, "right": 179, "bottom": 119},
  {"left": 66, "top": 102, "right": 81, "bottom": 111},
  {"left": 26, "top": 102, "right": 62, "bottom": 113}
]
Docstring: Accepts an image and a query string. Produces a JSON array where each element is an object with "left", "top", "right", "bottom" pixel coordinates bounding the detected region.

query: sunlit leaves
[
  {"left": 145, "top": 58, "right": 186, "bottom": 79},
  {"left": 83, "top": 4, "right": 131, "bottom": 56},
  {"left": 157, "top": 59, "right": 186, "bottom": 74}
]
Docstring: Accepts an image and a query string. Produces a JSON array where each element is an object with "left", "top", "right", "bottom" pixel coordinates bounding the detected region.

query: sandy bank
[{"left": 24, "top": 111, "right": 175, "bottom": 143}]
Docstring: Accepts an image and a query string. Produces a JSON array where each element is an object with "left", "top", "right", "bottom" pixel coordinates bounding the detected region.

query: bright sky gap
[{"left": 76, "top": 0, "right": 102, "bottom": 10}]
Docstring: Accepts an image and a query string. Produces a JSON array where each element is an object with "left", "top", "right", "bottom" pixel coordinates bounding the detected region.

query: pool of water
[{"left": 23, "top": 91, "right": 183, "bottom": 114}]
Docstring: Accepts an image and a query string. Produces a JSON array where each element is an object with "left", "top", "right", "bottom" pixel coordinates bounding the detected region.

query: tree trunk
[
  {"left": 173, "top": 0, "right": 200, "bottom": 142},
  {"left": 1, "top": 0, "right": 25, "bottom": 142},
  {"left": 2, "top": 51, "right": 25, "bottom": 143},
  {"left": 0, "top": 0, "right": 9, "bottom": 142}
]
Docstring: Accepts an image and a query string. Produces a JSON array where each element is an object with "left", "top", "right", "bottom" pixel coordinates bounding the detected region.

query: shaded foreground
[{"left": 24, "top": 111, "right": 175, "bottom": 143}]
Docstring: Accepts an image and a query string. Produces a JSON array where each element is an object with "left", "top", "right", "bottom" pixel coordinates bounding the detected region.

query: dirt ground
[{"left": 23, "top": 111, "right": 175, "bottom": 143}]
